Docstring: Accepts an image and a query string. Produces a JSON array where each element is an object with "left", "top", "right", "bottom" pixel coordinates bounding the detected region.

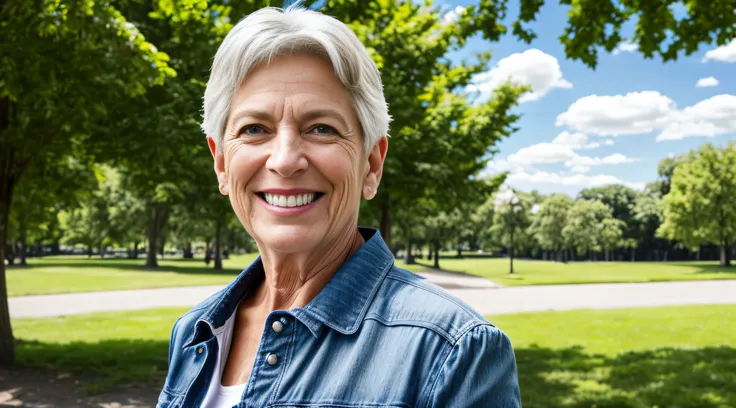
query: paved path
[{"left": 9, "top": 270, "right": 736, "bottom": 318}]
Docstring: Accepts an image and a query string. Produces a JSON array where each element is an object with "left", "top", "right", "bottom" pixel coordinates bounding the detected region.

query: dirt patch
[{"left": 0, "top": 367, "right": 160, "bottom": 408}]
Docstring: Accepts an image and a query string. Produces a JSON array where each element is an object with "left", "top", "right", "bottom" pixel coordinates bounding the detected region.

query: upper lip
[{"left": 259, "top": 188, "right": 320, "bottom": 195}]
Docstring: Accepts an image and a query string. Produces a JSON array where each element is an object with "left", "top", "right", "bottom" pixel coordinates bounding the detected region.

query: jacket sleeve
[{"left": 426, "top": 324, "right": 521, "bottom": 408}]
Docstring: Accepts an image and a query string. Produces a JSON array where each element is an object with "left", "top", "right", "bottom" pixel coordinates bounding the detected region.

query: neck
[{"left": 250, "top": 228, "right": 365, "bottom": 312}]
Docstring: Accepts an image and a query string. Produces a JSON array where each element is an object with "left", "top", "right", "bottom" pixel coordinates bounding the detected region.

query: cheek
[
  {"left": 318, "top": 144, "right": 364, "bottom": 204},
  {"left": 224, "top": 144, "right": 263, "bottom": 215}
]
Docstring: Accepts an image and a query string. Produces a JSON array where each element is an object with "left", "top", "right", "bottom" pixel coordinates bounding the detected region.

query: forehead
[{"left": 229, "top": 54, "right": 356, "bottom": 120}]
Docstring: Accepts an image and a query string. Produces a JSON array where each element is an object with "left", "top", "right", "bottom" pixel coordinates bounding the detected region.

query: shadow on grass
[
  {"left": 16, "top": 338, "right": 168, "bottom": 394},
  {"left": 517, "top": 345, "right": 736, "bottom": 408},
  {"left": 20, "top": 259, "right": 244, "bottom": 275},
  {"left": 670, "top": 263, "right": 736, "bottom": 275},
  {"left": 16, "top": 338, "right": 736, "bottom": 406}
]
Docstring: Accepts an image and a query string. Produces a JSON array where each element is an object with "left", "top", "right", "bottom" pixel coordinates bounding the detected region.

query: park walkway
[{"left": 9, "top": 269, "right": 736, "bottom": 319}]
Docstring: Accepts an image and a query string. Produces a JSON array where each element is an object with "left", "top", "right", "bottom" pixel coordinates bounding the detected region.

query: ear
[
  {"left": 362, "top": 136, "right": 388, "bottom": 200},
  {"left": 207, "top": 136, "right": 229, "bottom": 196}
]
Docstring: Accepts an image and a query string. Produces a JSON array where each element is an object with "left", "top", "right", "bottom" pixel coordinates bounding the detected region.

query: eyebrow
[{"left": 228, "top": 108, "right": 351, "bottom": 131}]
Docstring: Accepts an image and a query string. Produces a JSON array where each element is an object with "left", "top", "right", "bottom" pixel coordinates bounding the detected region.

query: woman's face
[{"left": 208, "top": 54, "right": 387, "bottom": 255}]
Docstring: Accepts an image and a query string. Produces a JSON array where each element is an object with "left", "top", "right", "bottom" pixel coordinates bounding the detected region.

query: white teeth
[{"left": 264, "top": 193, "right": 317, "bottom": 208}]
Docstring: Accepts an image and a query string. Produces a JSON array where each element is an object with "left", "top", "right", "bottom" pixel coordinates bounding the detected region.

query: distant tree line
[{"left": 397, "top": 142, "right": 736, "bottom": 271}]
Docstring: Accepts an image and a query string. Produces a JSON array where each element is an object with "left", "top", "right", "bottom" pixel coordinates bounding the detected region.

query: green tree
[
  {"left": 578, "top": 184, "right": 639, "bottom": 257},
  {"left": 659, "top": 143, "right": 736, "bottom": 266},
  {"left": 599, "top": 217, "right": 625, "bottom": 261},
  {"left": 490, "top": 190, "right": 532, "bottom": 274},
  {"left": 632, "top": 192, "right": 669, "bottom": 262},
  {"left": 563, "top": 199, "right": 617, "bottom": 259},
  {"left": 529, "top": 194, "right": 574, "bottom": 262},
  {"left": 0, "top": 0, "right": 175, "bottom": 363}
]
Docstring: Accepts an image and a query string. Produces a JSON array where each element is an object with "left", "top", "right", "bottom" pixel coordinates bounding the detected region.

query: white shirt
[{"left": 201, "top": 311, "right": 247, "bottom": 408}]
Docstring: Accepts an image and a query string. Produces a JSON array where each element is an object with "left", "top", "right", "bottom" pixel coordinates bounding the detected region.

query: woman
[{"left": 158, "top": 6, "right": 520, "bottom": 408}]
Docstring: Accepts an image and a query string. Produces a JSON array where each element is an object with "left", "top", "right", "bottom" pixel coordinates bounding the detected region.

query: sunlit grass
[
  {"left": 12, "top": 304, "right": 736, "bottom": 405},
  {"left": 7, "top": 254, "right": 426, "bottom": 297},
  {"left": 416, "top": 257, "right": 735, "bottom": 285}
]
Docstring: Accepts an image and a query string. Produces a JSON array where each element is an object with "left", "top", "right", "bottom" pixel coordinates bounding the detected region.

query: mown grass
[
  {"left": 6, "top": 254, "right": 426, "bottom": 296},
  {"left": 492, "top": 305, "right": 736, "bottom": 408},
  {"left": 12, "top": 304, "right": 736, "bottom": 406},
  {"left": 415, "top": 256, "right": 735, "bottom": 286}
]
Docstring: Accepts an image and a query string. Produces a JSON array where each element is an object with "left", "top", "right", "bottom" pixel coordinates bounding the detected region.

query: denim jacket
[{"left": 158, "top": 228, "right": 521, "bottom": 408}]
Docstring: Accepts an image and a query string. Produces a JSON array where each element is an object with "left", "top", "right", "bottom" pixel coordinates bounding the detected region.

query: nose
[{"left": 265, "top": 124, "right": 308, "bottom": 178}]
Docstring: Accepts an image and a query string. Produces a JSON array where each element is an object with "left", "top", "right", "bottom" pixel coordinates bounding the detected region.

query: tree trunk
[
  {"left": 456, "top": 242, "right": 463, "bottom": 258},
  {"left": 133, "top": 241, "right": 139, "bottom": 259},
  {"left": 721, "top": 241, "right": 732, "bottom": 266},
  {"left": 631, "top": 246, "right": 635, "bottom": 262},
  {"left": 509, "top": 246, "right": 515, "bottom": 274},
  {"left": 605, "top": 249, "right": 610, "bottom": 262},
  {"left": 0, "top": 107, "right": 17, "bottom": 363},
  {"left": 405, "top": 238, "right": 415, "bottom": 265},
  {"left": 214, "top": 218, "right": 223, "bottom": 270},
  {"left": 146, "top": 204, "right": 159, "bottom": 268},
  {"left": 18, "top": 229, "right": 26, "bottom": 266},
  {"left": 509, "top": 232, "right": 515, "bottom": 274},
  {"left": 87, "top": 244, "right": 92, "bottom": 258},
  {"left": 432, "top": 243, "right": 440, "bottom": 269},
  {"left": 99, "top": 244, "right": 105, "bottom": 258},
  {"left": 183, "top": 242, "right": 193, "bottom": 259},
  {"left": 379, "top": 194, "right": 391, "bottom": 248}
]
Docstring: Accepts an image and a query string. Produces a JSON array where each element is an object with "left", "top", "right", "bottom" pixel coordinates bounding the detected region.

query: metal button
[
  {"left": 197, "top": 347, "right": 204, "bottom": 354},
  {"left": 266, "top": 353, "right": 278, "bottom": 366},
  {"left": 272, "top": 320, "right": 284, "bottom": 333},
  {"left": 280, "top": 317, "right": 288, "bottom": 325}
]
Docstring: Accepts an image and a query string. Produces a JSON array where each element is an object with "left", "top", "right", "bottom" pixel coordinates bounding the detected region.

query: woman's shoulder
[{"left": 369, "top": 264, "right": 499, "bottom": 344}]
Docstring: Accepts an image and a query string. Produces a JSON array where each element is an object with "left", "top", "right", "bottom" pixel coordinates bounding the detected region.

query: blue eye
[
  {"left": 241, "top": 125, "right": 265, "bottom": 135},
  {"left": 311, "top": 124, "right": 338, "bottom": 135}
]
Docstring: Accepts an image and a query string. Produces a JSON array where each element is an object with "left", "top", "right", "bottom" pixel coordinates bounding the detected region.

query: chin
[{"left": 255, "top": 224, "right": 326, "bottom": 254}]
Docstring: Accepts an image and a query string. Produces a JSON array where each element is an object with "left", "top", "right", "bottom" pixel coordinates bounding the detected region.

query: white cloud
[
  {"left": 442, "top": 6, "right": 465, "bottom": 24},
  {"left": 657, "top": 94, "right": 736, "bottom": 141},
  {"left": 556, "top": 91, "right": 675, "bottom": 136},
  {"left": 570, "top": 165, "right": 590, "bottom": 174},
  {"left": 565, "top": 153, "right": 636, "bottom": 168},
  {"left": 612, "top": 41, "right": 638, "bottom": 55},
  {"left": 696, "top": 77, "right": 719, "bottom": 88},
  {"left": 551, "top": 131, "right": 615, "bottom": 150},
  {"left": 507, "top": 140, "right": 635, "bottom": 172},
  {"left": 508, "top": 143, "right": 577, "bottom": 166},
  {"left": 468, "top": 49, "right": 572, "bottom": 103},
  {"left": 702, "top": 39, "right": 736, "bottom": 63},
  {"left": 556, "top": 91, "right": 736, "bottom": 141},
  {"left": 507, "top": 170, "right": 645, "bottom": 190}
]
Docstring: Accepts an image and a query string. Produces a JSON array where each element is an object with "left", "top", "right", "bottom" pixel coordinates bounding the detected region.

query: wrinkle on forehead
[{"left": 227, "top": 56, "right": 360, "bottom": 135}]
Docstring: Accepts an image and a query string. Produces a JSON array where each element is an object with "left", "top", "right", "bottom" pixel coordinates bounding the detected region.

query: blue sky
[{"left": 436, "top": 0, "right": 736, "bottom": 196}]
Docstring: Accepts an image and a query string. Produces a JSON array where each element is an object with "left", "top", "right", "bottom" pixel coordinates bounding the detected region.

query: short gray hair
[{"left": 202, "top": 6, "right": 391, "bottom": 152}]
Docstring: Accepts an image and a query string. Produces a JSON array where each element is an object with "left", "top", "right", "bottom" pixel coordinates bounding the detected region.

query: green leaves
[{"left": 658, "top": 142, "right": 736, "bottom": 258}]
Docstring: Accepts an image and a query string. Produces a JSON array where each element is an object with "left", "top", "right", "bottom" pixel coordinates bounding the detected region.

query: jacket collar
[{"left": 184, "top": 227, "right": 394, "bottom": 348}]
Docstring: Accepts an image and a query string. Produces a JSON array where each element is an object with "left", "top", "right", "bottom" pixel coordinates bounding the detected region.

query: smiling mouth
[{"left": 259, "top": 192, "right": 324, "bottom": 208}]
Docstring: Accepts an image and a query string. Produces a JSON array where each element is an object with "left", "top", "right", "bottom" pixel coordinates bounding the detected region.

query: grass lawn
[
  {"left": 7, "top": 254, "right": 424, "bottom": 297},
  {"left": 492, "top": 305, "right": 736, "bottom": 408},
  {"left": 415, "top": 257, "right": 736, "bottom": 286},
  {"left": 12, "top": 304, "right": 735, "bottom": 406},
  {"left": 6, "top": 255, "right": 257, "bottom": 297}
]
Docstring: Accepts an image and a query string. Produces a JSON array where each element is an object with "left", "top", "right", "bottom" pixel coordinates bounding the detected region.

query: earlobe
[
  {"left": 207, "top": 136, "right": 229, "bottom": 196},
  {"left": 362, "top": 136, "right": 388, "bottom": 200}
]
